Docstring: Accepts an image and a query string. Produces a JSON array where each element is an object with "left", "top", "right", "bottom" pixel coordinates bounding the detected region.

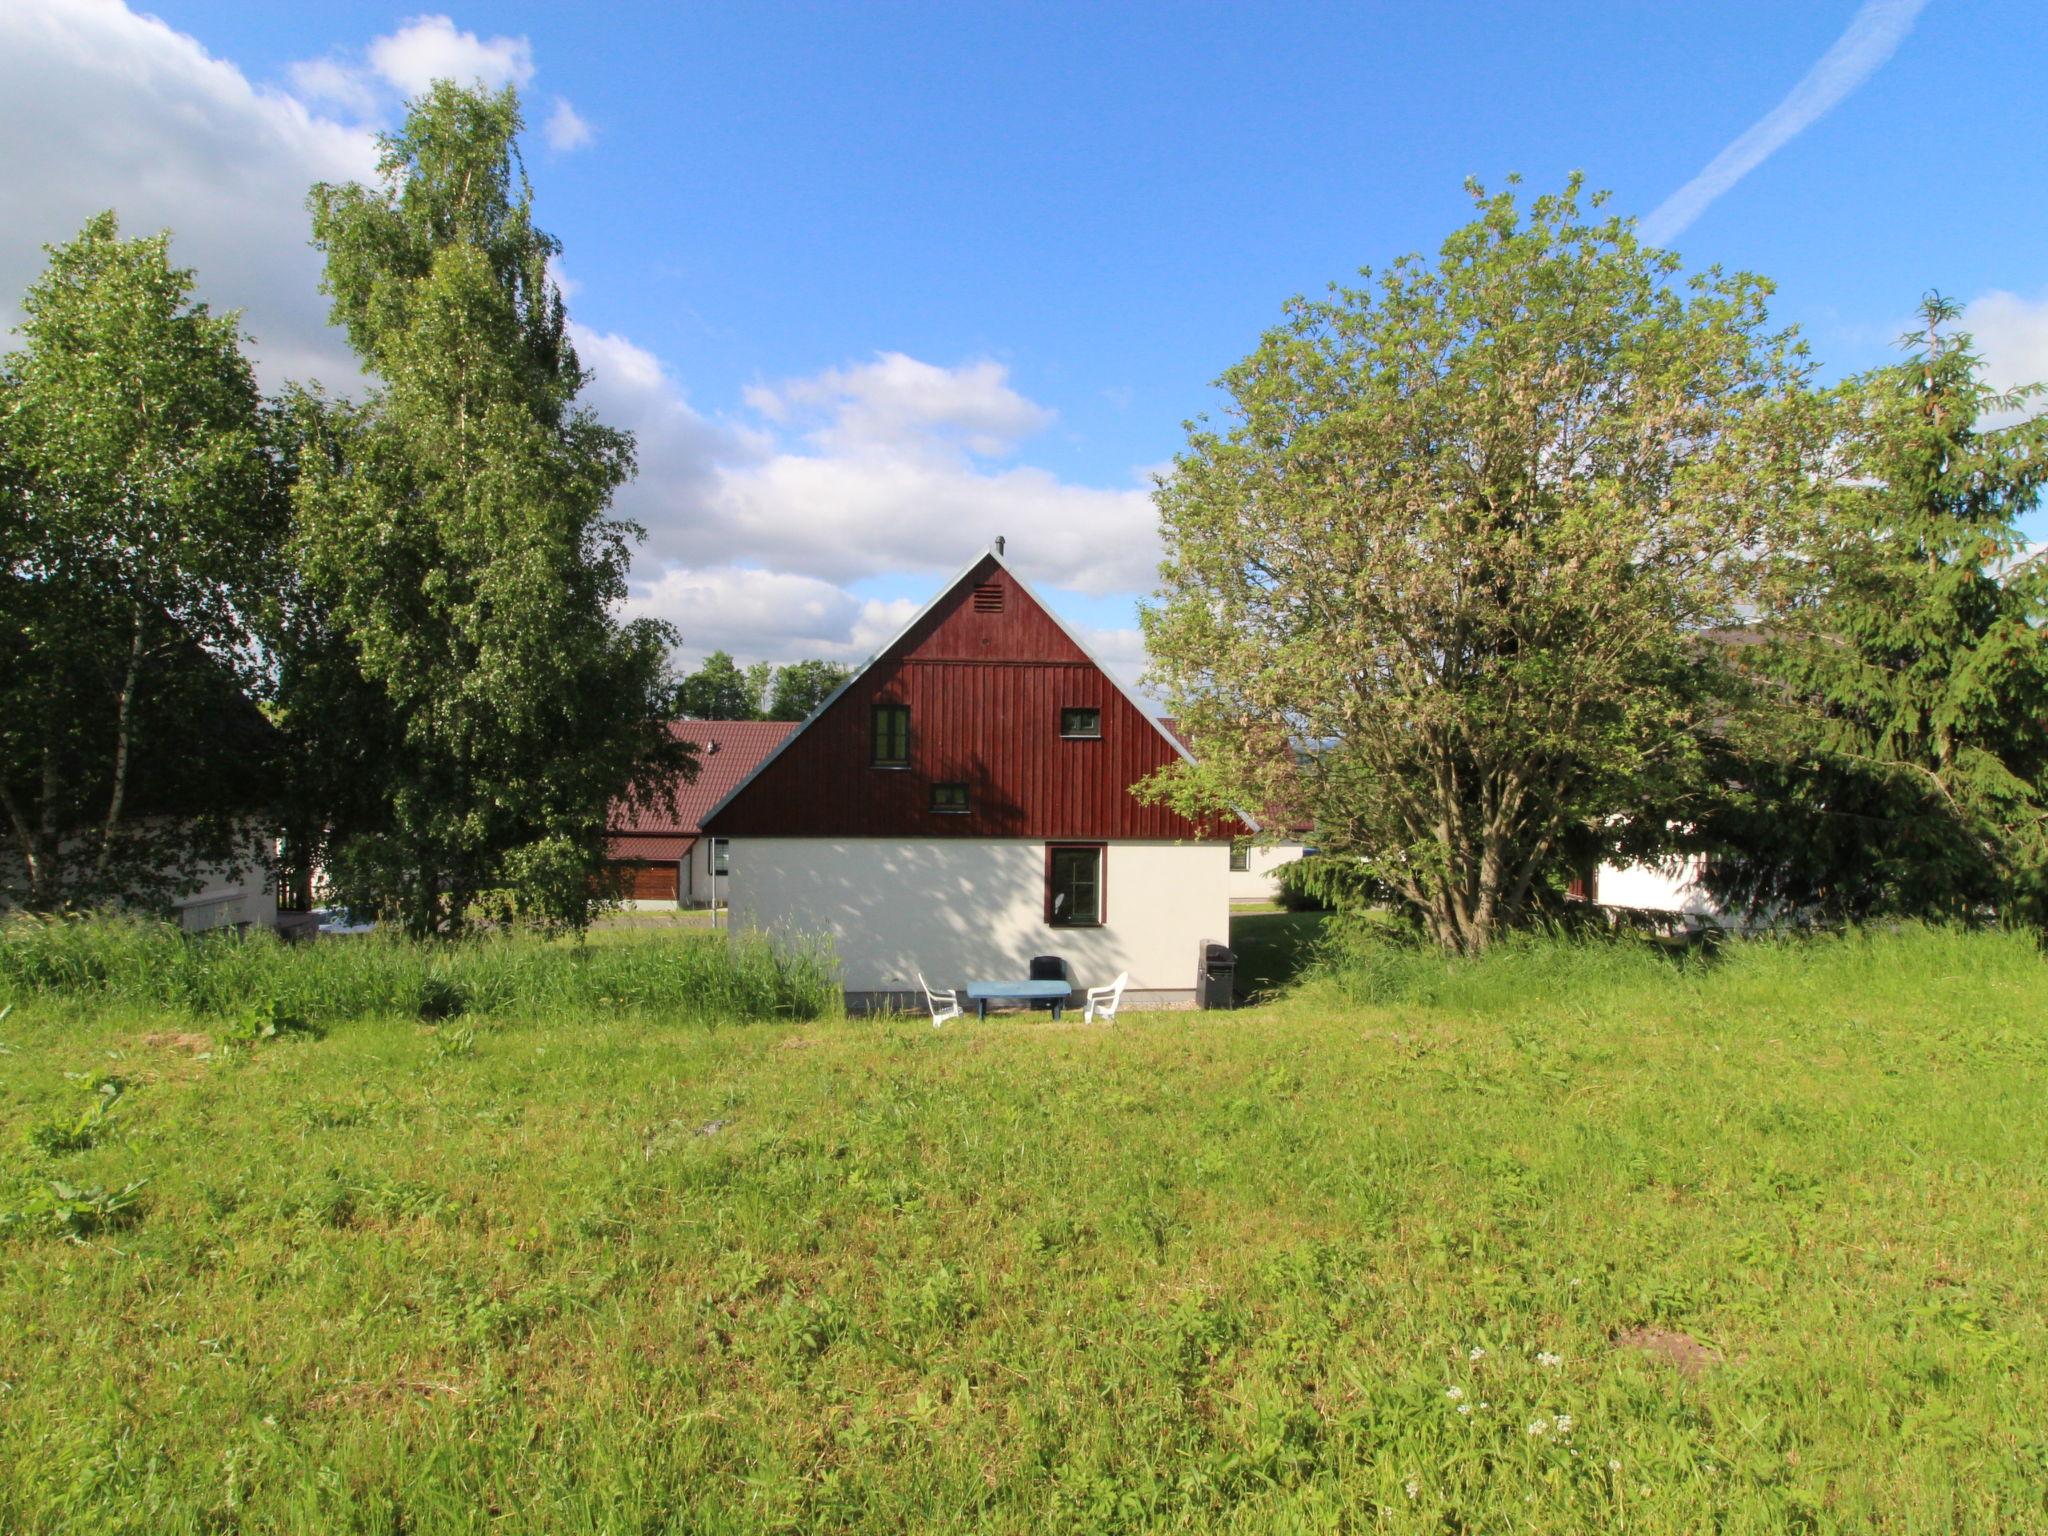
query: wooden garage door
[{"left": 613, "top": 861, "right": 677, "bottom": 901}]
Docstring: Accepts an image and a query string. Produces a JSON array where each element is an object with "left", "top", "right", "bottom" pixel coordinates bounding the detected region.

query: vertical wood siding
[{"left": 709, "top": 557, "right": 1236, "bottom": 841}]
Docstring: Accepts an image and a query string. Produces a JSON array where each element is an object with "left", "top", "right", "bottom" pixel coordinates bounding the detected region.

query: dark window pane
[
  {"left": 1229, "top": 841, "right": 1249, "bottom": 872},
  {"left": 711, "top": 838, "right": 729, "bottom": 876},
  {"left": 931, "top": 782, "right": 969, "bottom": 814},
  {"left": 872, "top": 704, "right": 909, "bottom": 765},
  {"left": 1048, "top": 845, "right": 1102, "bottom": 926},
  {"left": 1060, "top": 707, "right": 1101, "bottom": 738}
]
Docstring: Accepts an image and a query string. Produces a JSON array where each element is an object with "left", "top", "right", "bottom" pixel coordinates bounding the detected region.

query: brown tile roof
[{"left": 609, "top": 721, "right": 798, "bottom": 844}]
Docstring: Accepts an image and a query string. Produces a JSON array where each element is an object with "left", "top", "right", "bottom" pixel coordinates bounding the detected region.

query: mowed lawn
[{"left": 3, "top": 924, "right": 2046, "bottom": 1533}]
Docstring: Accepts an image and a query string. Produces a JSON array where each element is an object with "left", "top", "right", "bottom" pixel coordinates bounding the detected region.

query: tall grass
[
  {"left": 0, "top": 914, "right": 840, "bottom": 1024},
  {"left": 1294, "top": 913, "right": 2044, "bottom": 1016}
]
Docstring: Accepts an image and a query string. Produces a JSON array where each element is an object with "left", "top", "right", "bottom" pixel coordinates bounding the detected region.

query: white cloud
[
  {"left": 626, "top": 566, "right": 920, "bottom": 668},
  {"left": 0, "top": 1, "right": 1163, "bottom": 676},
  {"left": 0, "top": 0, "right": 377, "bottom": 387},
  {"left": 1964, "top": 289, "right": 2048, "bottom": 401},
  {"left": 367, "top": 14, "right": 533, "bottom": 96},
  {"left": 1641, "top": 0, "right": 1929, "bottom": 249},
  {"left": 543, "top": 97, "right": 594, "bottom": 153},
  {"left": 746, "top": 352, "right": 1055, "bottom": 457},
  {"left": 286, "top": 55, "right": 381, "bottom": 118}
]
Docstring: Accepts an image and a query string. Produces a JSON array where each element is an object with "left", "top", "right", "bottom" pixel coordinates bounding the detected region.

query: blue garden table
[{"left": 964, "top": 979, "right": 1072, "bottom": 1020}]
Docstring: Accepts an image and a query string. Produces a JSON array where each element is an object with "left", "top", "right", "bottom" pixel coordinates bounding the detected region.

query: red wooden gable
[{"left": 705, "top": 554, "right": 1235, "bottom": 841}]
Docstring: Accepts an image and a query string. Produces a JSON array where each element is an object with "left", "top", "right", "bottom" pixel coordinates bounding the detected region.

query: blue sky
[{"left": 3, "top": 1, "right": 2043, "bottom": 678}]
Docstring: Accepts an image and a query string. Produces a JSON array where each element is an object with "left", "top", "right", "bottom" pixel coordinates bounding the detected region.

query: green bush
[{"left": 0, "top": 914, "right": 841, "bottom": 1025}]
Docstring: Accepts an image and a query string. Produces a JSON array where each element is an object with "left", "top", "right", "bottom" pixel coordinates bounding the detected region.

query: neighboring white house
[
  {"left": 1228, "top": 839, "right": 1314, "bottom": 904},
  {"left": 1587, "top": 852, "right": 1738, "bottom": 931},
  {"left": 0, "top": 822, "right": 277, "bottom": 934},
  {"left": 701, "top": 547, "right": 1247, "bottom": 1009}
]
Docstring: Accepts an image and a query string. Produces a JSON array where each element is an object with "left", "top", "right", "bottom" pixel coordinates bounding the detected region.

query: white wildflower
[
  {"left": 1456, "top": 1402, "right": 1473, "bottom": 1416},
  {"left": 1609, "top": 1459, "right": 1622, "bottom": 1472},
  {"left": 1527, "top": 1419, "right": 1548, "bottom": 1437},
  {"left": 1444, "top": 1386, "right": 1464, "bottom": 1402},
  {"left": 1553, "top": 1414, "right": 1573, "bottom": 1434},
  {"left": 1404, "top": 1476, "right": 1420, "bottom": 1501},
  {"left": 1468, "top": 1346, "right": 1486, "bottom": 1361},
  {"left": 1536, "top": 1351, "right": 1562, "bottom": 1368}
]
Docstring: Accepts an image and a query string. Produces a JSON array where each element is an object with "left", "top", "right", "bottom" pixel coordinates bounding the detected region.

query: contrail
[{"left": 1641, "top": 0, "right": 1930, "bottom": 248}]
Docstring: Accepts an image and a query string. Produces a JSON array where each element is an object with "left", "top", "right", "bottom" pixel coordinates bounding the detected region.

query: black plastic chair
[{"left": 1029, "top": 954, "right": 1069, "bottom": 1012}]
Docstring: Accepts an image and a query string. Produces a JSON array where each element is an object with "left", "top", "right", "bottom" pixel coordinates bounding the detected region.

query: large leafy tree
[
  {"left": 1704, "top": 297, "right": 2048, "bottom": 924},
  {"left": 1142, "top": 179, "right": 1816, "bottom": 952},
  {"left": 1, "top": 213, "right": 281, "bottom": 912},
  {"left": 286, "top": 85, "right": 687, "bottom": 936},
  {"left": 677, "top": 650, "right": 767, "bottom": 720},
  {"left": 766, "top": 658, "right": 852, "bottom": 721}
]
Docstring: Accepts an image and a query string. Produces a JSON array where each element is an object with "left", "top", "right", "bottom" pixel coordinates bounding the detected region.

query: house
[
  {"left": 1157, "top": 717, "right": 1315, "bottom": 904},
  {"left": 701, "top": 546, "right": 1245, "bottom": 1008},
  {"left": 605, "top": 720, "right": 797, "bottom": 907}
]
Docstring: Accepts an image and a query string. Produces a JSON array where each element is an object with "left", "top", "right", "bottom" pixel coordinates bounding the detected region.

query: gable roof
[
  {"left": 701, "top": 546, "right": 1250, "bottom": 837},
  {"left": 609, "top": 719, "right": 797, "bottom": 843}
]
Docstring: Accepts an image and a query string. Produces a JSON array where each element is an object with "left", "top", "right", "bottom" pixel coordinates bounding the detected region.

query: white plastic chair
[
  {"left": 917, "top": 971, "right": 962, "bottom": 1027},
  {"left": 1084, "top": 971, "right": 1129, "bottom": 1023}
]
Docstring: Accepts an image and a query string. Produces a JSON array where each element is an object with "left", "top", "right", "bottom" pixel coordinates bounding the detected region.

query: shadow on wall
[{"left": 733, "top": 840, "right": 1215, "bottom": 995}]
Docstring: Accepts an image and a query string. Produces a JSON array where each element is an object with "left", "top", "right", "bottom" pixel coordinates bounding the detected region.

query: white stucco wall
[
  {"left": 1228, "top": 842, "right": 1311, "bottom": 903},
  {"left": 725, "top": 838, "right": 1231, "bottom": 997}
]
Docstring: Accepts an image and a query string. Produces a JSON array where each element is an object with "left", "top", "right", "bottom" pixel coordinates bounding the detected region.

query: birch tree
[
  {"left": 286, "top": 84, "right": 687, "bottom": 936},
  {"left": 1, "top": 213, "right": 279, "bottom": 912}
]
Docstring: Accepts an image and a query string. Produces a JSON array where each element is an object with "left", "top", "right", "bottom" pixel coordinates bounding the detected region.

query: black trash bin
[{"left": 1196, "top": 942, "right": 1237, "bottom": 1009}]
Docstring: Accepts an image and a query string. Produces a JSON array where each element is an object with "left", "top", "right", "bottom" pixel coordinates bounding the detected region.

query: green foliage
[
  {"left": 221, "top": 996, "right": 320, "bottom": 1046},
  {"left": 677, "top": 649, "right": 766, "bottom": 719},
  {"left": 283, "top": 84, "right": 689, "bottom": 936},
  {"left": 1705, "top": 296, "right": 2048, "bottom": 926},
  {"left": 1273, "top": 853, "right": 1385, "bottom": 913},
  {"left": 0, "top": 211, "right": 282, "bottom": 912},
  {"left": 0, "top": 914, "right": 840, "bottom": 1025},
  {"left": 1141, "top": 178, "right": 1818, "bottom": 953},
  {"left": 22, "top": 1074, "right": 124, "bottom": 1155},
  {"left": 0, "top": 923, "right": 2044, "bottom": 1529},
  {"left": 0, "top": 1177, "right": 148, "bottom": 1240},
  {"left": 767, "top": 658, "right": 854, "bottom": 721}
]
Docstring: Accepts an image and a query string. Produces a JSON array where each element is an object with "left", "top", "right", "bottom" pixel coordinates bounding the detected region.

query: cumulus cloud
[
  {"left": 745, "top": 352, "right": 1055, "bottom": 457},
  {"left": 1642, "top": 0, "right": 1929, "bottom": 248},
  {"left": 543, "top": 97, "right": 595, "bottom": 153},
  {"left": 628, "top": 353, "right": 1161, "bottom": 596},
  {"left": 1964, "top": 289, "right": 2048, "bottom": 401},
  {"left": 1, "top": 1, "right": 1163, "bottom": 676},
  {"left": 0, "top": 0, "right": 376, "bottom": 386},
  {"left": 366, "top": 14, "right": 534, "bottom": 96},
  {"left": 626, "top": 566, "right": 920, "bottom": 668}
]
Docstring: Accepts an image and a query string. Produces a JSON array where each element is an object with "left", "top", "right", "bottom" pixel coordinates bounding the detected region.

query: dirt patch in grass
[
  {"left": 139, "top": 1031, "right": 213, "bottom": 1054},
  {"left": 1613, "top": 1325, "right": 1721, "bottom": 1376}
]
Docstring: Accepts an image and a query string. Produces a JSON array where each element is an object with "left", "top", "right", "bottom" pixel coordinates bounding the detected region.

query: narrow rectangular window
[
  {"left": 930, "top": 782, "right": 969, "bottom": 814},
  {"left": 1046, "top": 844, "right": 1105, "bottom": 927},
  {"left": 711, "top": 838, "right": 729, "bottom": 877},
  {"left": 1229, "top": 840, "right": 1249, "bottom": 873},
  {"left": 872, "top": 703, "right": 910, "bottom": 766},
  {"left": 1060, "top": 707, "right": 1101, "bottom": 739}
]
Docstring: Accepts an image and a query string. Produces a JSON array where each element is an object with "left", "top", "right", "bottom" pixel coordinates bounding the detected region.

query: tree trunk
[{"left": 93, "top": 605, "right": 147, "bottom": 885}]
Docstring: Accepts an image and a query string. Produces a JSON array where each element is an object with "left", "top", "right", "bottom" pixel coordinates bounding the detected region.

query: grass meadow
[{"left": 1, "top": 917, "right": 2045, "bottom": 1533}]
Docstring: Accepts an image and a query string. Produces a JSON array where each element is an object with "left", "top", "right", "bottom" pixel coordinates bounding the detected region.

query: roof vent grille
[{"left": 972, "top": 582, "right": 1004, "bottom": 613}]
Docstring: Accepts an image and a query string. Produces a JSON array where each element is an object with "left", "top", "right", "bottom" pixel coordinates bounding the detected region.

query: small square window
[
  {"left": 1060, "top": 707, "right": 1101, "bottom": 739},
  {"left": 872, "top": 703, "right": 910, "bottom": 766},
  {"left": 1229, "top": 841, "right": 1249, "bottom": 873},
  {"left": 930, "top": 782, "right": 969, "bottom": 814},
  {"left": 1046, "top": 844, "right": 1104, "bottom": 927}
]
